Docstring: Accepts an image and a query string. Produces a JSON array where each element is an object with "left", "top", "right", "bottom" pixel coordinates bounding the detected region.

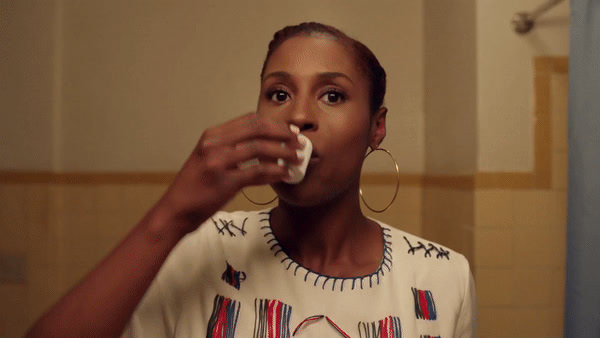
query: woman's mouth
[
  {"left": 307, "top": 151, "right": 321, "bottom": 169},
  {"left": 308, "top": 147, "right": 320, "bottom": 164}
]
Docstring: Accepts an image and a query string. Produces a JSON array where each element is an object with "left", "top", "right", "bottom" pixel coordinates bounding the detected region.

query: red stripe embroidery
[
  {"left": 214, "top": 298, "right": 226, "bottom": 337},
  {"left": 418, "top": 290, "right": 430, "bottom": 320},
  {"left": 275, "top": 301, "right": 283, "bottom": 338},
  {"left": 381, "top": 316, "right": 389, "bottom": 338},
  {"left": 267, "top": 300, "right": 276, "bottom": 338}
]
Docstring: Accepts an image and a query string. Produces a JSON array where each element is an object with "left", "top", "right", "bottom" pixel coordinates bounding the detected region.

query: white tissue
[
  {"left": 280, "top": 125, "right": 312, "bottom": 184},
  {"left": 237, "top": 124, "right": 312, "bottom": 184}
]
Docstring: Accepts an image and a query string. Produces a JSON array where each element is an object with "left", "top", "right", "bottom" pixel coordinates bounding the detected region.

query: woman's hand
[
  {"left": 25, "top": 112, "right": 302, "bottom": 338},
  {"left": 154, "top": 112, "right": 302, "bottom": 235}
]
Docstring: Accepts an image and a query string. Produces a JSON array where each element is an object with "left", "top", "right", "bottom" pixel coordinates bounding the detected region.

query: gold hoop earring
[
  {"left": 241, "top": 188, "right": 278, "bottom": 206},
  {"left": 359, "top": 148, "right": 400, "bottom": 213}
]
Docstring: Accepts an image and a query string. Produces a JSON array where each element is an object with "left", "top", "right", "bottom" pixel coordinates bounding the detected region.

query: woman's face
[{"left": 257, "top": 34, "right": 386, "bottom": 206}]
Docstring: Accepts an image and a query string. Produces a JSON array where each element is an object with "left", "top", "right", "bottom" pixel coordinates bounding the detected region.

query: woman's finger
[
  {"left": 199, "top": 112, "right": 301, "bottom": 150},
  {"left": 225, "top": 139, "right": 303, "bottom": 169},
  {"left": 229, "top": 161, "right": 290, "bottom": 188}
]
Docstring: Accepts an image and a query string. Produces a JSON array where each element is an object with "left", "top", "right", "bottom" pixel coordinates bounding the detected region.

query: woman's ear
[{"left": 370, "top": 107, "right": 387, "bottom": 150}]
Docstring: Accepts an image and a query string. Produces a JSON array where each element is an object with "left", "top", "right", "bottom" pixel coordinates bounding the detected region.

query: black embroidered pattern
[
  {"left": 259, "top": 211, "right": 393, "bottom": 291},
  {"left": 403, "top": 236, "right": 450, "bottom": 260},
  {"left": 253, "top": 298, "right": 292, "bottom": 338},
  {"left": 213, "top": 217, "right": 248, "bottom": 237},
  {"left": 206, "top": 295, "right": 241, "bottom": 337},
  {"left": 357, "top": 316, "right": 402, "bottom": 337}
]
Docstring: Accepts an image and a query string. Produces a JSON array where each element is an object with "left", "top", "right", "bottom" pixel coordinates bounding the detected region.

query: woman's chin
[
  {"left": 271, "top": 178, "right": 349, "bottom": 208},
  {"left": 271, "top": 181, "right": 328, "bottom": 208}
]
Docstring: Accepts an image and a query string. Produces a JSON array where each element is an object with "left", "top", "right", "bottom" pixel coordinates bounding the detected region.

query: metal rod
[
  {"left": 511, "top": 0, "right": 565, "bottom": 34},
  {"left": 529, "top": 0, "right": 564, "bottom": 20}
]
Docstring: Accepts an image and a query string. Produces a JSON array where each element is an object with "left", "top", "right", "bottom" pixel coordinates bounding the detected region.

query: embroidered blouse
[{"left": 122, "top": 208, "right": 477, "bottom": 337}]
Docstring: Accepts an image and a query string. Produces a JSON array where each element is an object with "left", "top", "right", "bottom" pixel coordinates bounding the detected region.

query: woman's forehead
[{"left": 263, "top": 35, "right": 363, "bottom": 83}]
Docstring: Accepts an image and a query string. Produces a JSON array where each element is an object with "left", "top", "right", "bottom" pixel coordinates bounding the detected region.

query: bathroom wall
[
  {"left": 475, "top": 58, "right": 568, "bottom": 336},
  {"left": 0, "top": 0, "right": 424, "bottom": 173},
  {"left": 1, "top": 1, "right": 570, "bottom": 336},
  {"left": 0, "top": 0, "right": 57, "bottom": 170},
  {"left": 422, "top": 1, "right": 569, "bottom": 336},
  {"left": 0, "top": 180, "right": 422, "bottom": 336},
  {"left": 424, "top": 0, "right": 477, "bottom": 177},
  {"left": 475, "top": 0, "right": 569, "bottom": 336},
  {"left": 477, "top": 0, "right": 570, "bottom": 173},
  {"left": 422, "top": 0, "right": 477, "bottom": 269},
  {"left": 0, "top": 1, "right": 423, "bottom": 336}
]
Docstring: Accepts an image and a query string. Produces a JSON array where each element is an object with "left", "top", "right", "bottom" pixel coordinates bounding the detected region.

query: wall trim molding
[
  {"left": 533, "top": 56, "right": 568, "bottom": 189},
  {"left": 0, "top": 171, "right": 425, "bottom": 185},
  {"left": 0, "top": 171, "right": 177, "bottom": 184},
  {"left": 0, "top": 171, "right": 547, "bottom": 189}
]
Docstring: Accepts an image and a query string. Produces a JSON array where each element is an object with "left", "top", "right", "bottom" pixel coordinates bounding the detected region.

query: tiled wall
[
  {"left": 0, "top": 184, "right": 52, "bottom": 337},
  {"left": 474, "top": 59, "right": 568, "bottom": 337},
  {"left": 0, "top": 57, "right": 568, "bottom": 337},
  {"left": 417, "top": 57, "right": 568, "bottom": 337},
  {"left": 0, "top": 175, "right": 567, "bottom": 337},
  {"left": 475, "top": 189, "right": 567, "bottom": 336},
  {"left": 0, "top": 183, "right": 171, "bottom": 336},
  {"left": 422, "top": 187, "right": 474, "bottom": 264},
  {"left": 0, "top": 180, "right": 421, "bottom": 336}
]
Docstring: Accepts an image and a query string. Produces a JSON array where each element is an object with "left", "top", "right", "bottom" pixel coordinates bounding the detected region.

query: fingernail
[
  {"left": 296, "top": 149, "right": 303, "bottom": 160},
  {"left": 278, "top": 158, "right": 286, "bottom": 167},
  {"left": 289, "top": 124, "right": 300, "bottom": 134}
]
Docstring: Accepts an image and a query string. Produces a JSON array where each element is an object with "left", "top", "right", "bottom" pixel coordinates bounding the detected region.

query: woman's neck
[{"left": 270, "top": 186, "right": 383, "bottom": 277}]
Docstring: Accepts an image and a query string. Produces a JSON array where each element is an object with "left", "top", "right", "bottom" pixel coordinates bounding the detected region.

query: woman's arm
[
  {"left": 26, "top": 203, "right": 187, "bottom": 337},
  {"left": 25, "top": 113, "right": 301, "bottom": 337}
]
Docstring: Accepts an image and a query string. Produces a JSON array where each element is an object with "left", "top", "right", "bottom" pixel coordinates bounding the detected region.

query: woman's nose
[{"left": 288, "top": 100, "right": 317, "bottom": 132}]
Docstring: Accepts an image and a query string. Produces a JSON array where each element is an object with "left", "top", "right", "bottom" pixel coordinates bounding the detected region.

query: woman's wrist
[
  {"left": 142, "top": 190, "right": 214, "bottom": 243},
  {"left": 141, "top": 200, "right": 192, "bottom": 245}
]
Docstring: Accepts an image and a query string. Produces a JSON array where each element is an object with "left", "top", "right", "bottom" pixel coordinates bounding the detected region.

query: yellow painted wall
[
  {"left": 477, "top": 0, "right": 569, "bottom": 172},
  {"left": 0, "top": 0, "right": 58, "bottom": 170},
  {"left": 424, "top": 0, "right": 477, "bottom": 176},
  {"left": 2, "top": 0, "right": 424, "bottom": 173}
]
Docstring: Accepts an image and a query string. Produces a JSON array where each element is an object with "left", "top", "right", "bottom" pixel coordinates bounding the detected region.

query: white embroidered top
[{"left": 122, "top": 208, "right": 477, "bottom": 337}]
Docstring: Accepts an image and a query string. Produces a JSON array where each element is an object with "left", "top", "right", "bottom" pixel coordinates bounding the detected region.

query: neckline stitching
[{"left": 258, "top": 210, "right": 393, "bottom": 292}]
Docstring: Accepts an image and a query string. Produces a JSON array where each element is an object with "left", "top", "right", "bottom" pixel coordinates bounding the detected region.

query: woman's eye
[
  {"left": 322, "top": 90, "right": 346, "bottom": 104},
  {"left": 269, "top": 90, "right": 290, "bottom": 102}
]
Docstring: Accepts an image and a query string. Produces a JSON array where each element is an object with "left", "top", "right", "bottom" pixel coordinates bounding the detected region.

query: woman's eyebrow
[
  {"left": 262, "top": 71, "right": 290, "bottom": 82},
  {"left": 262, "top": 71, "right": 354, "bottom": 85},
  {"left": 316, "top": 72, "right": 354, "bottom": 85}
]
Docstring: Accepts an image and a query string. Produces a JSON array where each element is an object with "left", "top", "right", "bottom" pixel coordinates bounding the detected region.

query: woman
[{"left": 27, "top": 22, "right": 477, "bottom": 337}]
